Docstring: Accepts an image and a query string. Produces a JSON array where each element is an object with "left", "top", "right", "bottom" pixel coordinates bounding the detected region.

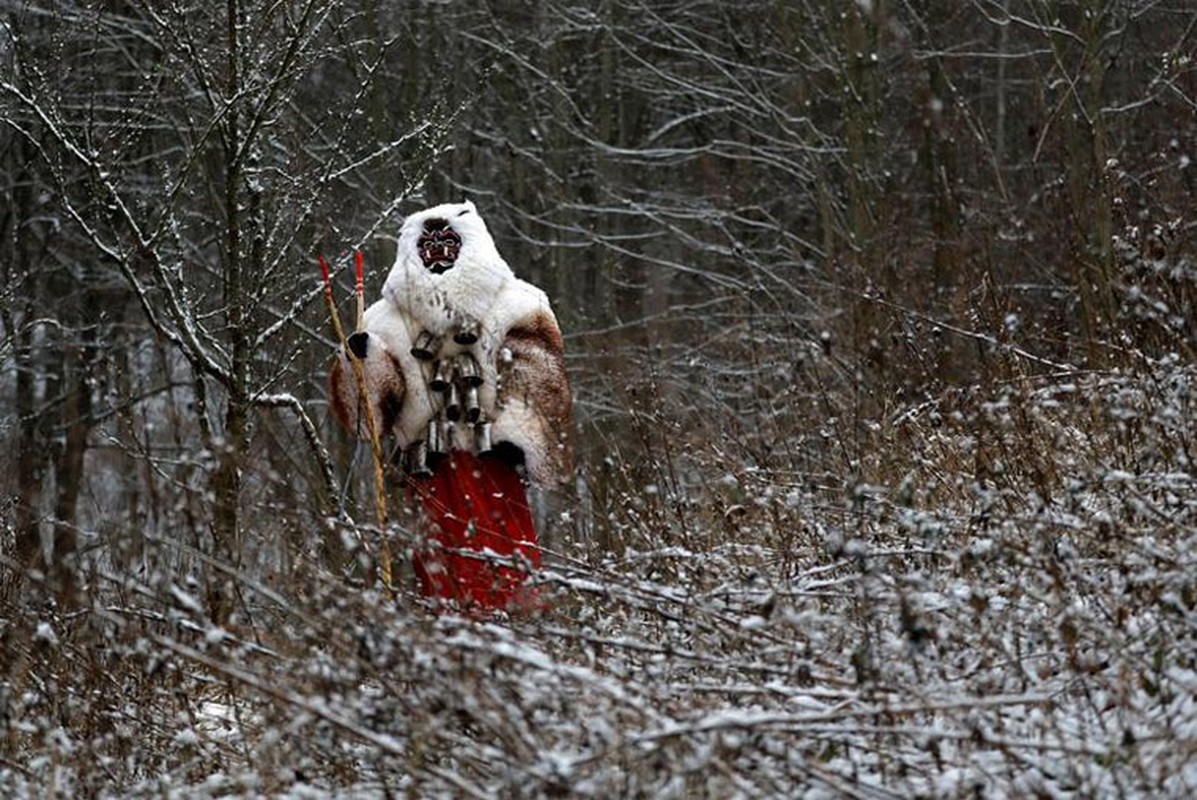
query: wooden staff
[{"left": 320, "top": 252, "right": 393, "bottom": 594}]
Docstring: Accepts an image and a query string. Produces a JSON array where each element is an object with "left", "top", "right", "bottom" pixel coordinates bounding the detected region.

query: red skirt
[{"left": 407, "top": 450, "right": 540, "bottom": 611}]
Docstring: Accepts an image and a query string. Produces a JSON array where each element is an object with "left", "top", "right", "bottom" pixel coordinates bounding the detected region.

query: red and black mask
[{"left": 417, "top": 218, "right": 462, "bottom": 274}]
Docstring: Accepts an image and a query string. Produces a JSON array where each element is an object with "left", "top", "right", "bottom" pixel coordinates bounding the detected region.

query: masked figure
[{"left": 329, "top": 201, "right": 572, "bottom": 611}]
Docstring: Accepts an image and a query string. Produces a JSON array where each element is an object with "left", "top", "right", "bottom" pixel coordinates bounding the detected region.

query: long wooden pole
[{"left": 320, "top": 253, "right": 393, "bottom": 593}]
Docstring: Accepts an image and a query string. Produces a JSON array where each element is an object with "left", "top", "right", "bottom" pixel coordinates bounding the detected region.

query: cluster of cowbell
[{"left": 401, "top": 322, "right": 492, "bottom": 475}]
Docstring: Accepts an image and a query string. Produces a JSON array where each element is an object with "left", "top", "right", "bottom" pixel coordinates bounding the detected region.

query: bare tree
[{"left": 1, "top": 0, "right": 446, "bottom": 614}]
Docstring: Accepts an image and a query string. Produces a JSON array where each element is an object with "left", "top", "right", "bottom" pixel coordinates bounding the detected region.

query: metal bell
[
  {"left": 455, "top": 353, "right": 483, "bottom": 387},
  {"left": 430, "top": 360, "right": 452, "bottom": 392},
  {"left": 440, "top": 420, "right": 456, "bottom": 453},
  {"left": 404, "top": 439, "right": 432, "bottom": 476},
  {"left": 474, "top": 421, "right": 492, "bottom": 454},
  {"left": 411, "top": 330, "right": 440, "bottom": 361},
  {"left": 426, "top": 418, "right": 446, "bottom": 455},
  {"left": 454, "top": 322, "right": 480, "bottom": 346},
  {"left": 445, "top": 382, "right": 462, "bottom": 422},
  {"left": 464, "top": 384, "right": 481, "bottom": 423}
]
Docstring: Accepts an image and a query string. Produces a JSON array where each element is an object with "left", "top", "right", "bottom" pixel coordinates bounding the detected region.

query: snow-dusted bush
[{"left": 3, "top": 357, "right": 1193, "bottom": 798}]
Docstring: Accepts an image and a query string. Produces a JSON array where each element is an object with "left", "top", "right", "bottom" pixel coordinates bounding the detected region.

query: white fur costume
[{"left": 329, "top": 201, "right": 572, "bottom": 486}]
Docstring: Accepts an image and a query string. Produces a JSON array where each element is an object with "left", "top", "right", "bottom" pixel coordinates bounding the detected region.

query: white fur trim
[{"left": 382, "top": 201, "right": 550, "bottom": 342}]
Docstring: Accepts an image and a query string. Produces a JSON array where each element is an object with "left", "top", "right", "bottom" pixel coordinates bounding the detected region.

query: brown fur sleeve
[
  {"left": 493, "top": 309, "right": 574, "bottom": 485},
  {"left": 328, "top": 335, "right": 406, "bottom": 440}
]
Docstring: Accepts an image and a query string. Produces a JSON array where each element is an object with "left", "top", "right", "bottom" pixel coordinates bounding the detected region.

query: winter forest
[{"left": 2, "top": 1, "right": 1196, "bottom": 797}]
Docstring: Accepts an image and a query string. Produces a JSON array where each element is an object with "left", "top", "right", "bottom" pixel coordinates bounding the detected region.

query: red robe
[{"left": 407, "top": 451, "right": 540, "bottom": 611}]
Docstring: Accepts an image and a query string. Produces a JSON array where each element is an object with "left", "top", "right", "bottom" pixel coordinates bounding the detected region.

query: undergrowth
[{"left": 3, "top": 352, "right": 1194, "bottom": 798}]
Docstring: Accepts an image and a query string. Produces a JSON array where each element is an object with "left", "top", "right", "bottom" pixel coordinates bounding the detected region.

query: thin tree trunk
[
  {"left": 208, "top": 0, "right": 249, "bottom": 622},
  {"left": 50, "top": 336, "right": 94, "bottom": 603},
  {"left": 12, "top": 301, "right": 43, "bottom": 584}
]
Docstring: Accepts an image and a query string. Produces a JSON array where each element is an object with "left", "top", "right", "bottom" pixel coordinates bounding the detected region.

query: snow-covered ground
[{"left": 3, "top": 365, "right": 1194, "bottom": 798}]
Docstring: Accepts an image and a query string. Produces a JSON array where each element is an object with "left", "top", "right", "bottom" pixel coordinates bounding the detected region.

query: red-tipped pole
[
  {"left": 354, "top": 249, "right": 366, "bottom": 332},
  {"left": 319, "top": 252, "right": 393, "bottom": 594}
]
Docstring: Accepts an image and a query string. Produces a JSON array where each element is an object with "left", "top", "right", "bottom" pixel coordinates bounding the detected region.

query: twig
[
  {"left": 149, "top": 634, "right": 406, "bottom": 756},
  {"left": 250, "top": 391, "right": 340, "bottom": 514}
]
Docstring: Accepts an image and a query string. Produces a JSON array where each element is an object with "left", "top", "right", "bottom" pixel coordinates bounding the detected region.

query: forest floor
[{"left": 2, "top": 358, "right": 1195, "bottom": 799}]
